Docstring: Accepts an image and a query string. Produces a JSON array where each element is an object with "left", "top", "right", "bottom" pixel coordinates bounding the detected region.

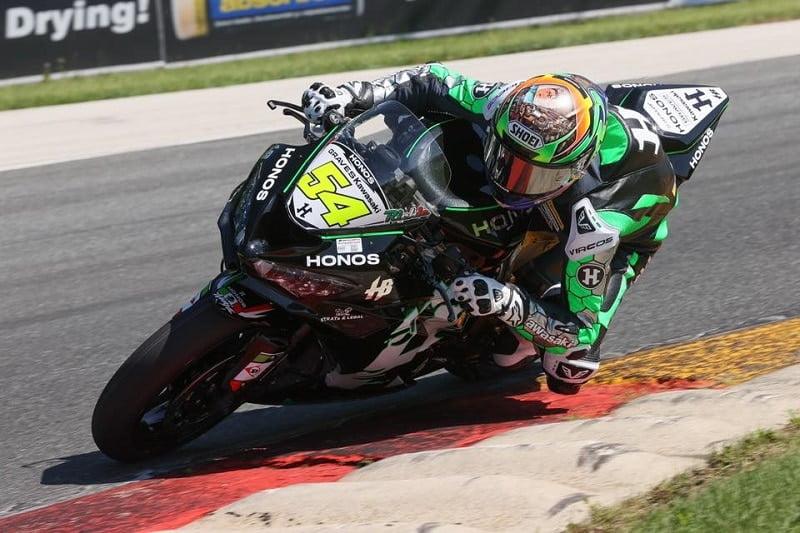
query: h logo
[
  {"left": 296, "top": 203, "right": 313, "bottom": 217},
  {"left": 577, "top": 264, "right": 604, "bottom": 289},
  {"left": 365, "top": 277, "right": 394, "bottom": 301},
  {"left": 684, "top": 89, "right": 713, "bottom": 111}
]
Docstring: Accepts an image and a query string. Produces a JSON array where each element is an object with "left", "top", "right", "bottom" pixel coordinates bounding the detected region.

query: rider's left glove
[
  {"left": 301, "top": 82, "right": 354, "bottom": 124},
  {"left": 447, "top": 275, "right": 527, "bottom": 325}
]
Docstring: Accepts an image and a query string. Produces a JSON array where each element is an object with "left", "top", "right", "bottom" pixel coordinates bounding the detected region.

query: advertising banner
[
  {"left": 1, "top": 0, "right": 669, "bottom": 80},
  {"left": 163, "top": 0, "right": 664, "bottom": 62},
  {"left": 164, "top": 0, "right": 359, "bottom": 61},
  {"left": 1, "top": 0, "right": 161, "bottom": 79}
]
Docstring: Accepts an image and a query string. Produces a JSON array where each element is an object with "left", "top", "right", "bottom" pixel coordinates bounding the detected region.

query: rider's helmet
[{"left": 485, "top": 73, "right": 608, "bottom": 209}]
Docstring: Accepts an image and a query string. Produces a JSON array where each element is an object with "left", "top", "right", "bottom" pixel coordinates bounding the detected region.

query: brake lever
[{"left": 433, "top": 280, "right": 458, "bottom": 323}]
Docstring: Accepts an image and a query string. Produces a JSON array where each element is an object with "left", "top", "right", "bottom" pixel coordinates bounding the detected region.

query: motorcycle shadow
[{"left": 41, "top": 365, "right": 558, "bottom": 486}]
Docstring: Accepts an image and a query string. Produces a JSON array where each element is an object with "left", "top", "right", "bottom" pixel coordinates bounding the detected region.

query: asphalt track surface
[{"left": 1, "top": 55, "right": 798, "bottom": 522}]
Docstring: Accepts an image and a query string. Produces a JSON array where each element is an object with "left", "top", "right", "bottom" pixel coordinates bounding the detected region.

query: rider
[{"left": 301, "top": 63, "right": 677, "bottom": 395}]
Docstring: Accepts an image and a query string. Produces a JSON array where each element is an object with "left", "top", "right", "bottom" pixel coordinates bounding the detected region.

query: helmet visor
[{"left": 484, "top": 133, "right": 588, "bottom": 204}]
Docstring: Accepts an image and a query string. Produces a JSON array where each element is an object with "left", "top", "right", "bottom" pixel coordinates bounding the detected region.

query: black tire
[{"left": 91, "top": 295, "right": 252, "bottom": 462}]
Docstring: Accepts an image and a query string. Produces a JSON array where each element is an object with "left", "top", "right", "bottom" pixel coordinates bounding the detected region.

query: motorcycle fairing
[
  {"left": 283, "top": 101, "right": 452, "bottom": 236},
  {"left": 605, "top": 83, "right": 729, "bottom": 182},
  {"left": 288, "top": 143, "right": 391, "bottom": 230}
]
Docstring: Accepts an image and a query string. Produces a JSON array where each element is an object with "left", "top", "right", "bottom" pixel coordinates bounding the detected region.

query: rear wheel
[{"left": 91, "top": 296, "right": 259, "bottom": 462}]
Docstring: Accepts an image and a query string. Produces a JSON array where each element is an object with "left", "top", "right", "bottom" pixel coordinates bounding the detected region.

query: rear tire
[{"left": 91, "top": 296, "right": 252, "bottom": 462}]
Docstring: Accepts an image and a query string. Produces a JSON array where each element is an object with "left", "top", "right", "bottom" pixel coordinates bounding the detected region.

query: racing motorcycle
[{"left": 92, "top": 83, "right": 729, "bottom": 462}]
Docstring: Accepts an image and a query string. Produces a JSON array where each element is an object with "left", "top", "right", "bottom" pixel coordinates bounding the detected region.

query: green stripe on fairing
[
  {"left": 617, "top": 90, "right": 634, "bottom": 107},
  {"left": 282, "top": 128, "right": 338, "bottom": 194},
  {"left": 443, "top": 205, "right": 499, "bottom": 212},
  {"left": 405, "top": 119, "right": 455, "bottom": 158},
  {"left": 321, "top": 231, "right": 403, "bottom": 240}
]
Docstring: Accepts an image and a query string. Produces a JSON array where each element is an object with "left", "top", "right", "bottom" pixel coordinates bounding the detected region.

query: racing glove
[
  {"left": 449, "top": 274, "right": 600, "bottom": 395},
  {"left": 447, "top": 275, "right": 527, "bottom": 325},
  {"left": 301, "top": 81, "right": 375, "bottom": 124},
  {"left": 301, "top": 82, "right": 353, "bottom": 124}
]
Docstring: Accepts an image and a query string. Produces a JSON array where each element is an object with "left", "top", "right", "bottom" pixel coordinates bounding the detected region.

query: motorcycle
[{"left": 92, "top": 82, "right": 729, "bottom": 462}]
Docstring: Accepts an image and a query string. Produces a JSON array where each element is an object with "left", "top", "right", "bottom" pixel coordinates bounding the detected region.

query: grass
[
  {"left": 1, "top": 0, "right": 799, "bottom": 110},
  {"left": 566, "top": 417, "right": 800, "bottom": 532}
]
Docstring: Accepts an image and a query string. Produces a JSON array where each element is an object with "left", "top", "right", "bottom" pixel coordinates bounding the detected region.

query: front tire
[{"left": 91, "top": 296, "right": 252, "bottom": 462}]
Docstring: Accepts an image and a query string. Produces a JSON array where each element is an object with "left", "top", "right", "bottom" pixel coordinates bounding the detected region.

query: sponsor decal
[
  {"left": 335, "top": 237, "right": 363, "bottom": 254},
  {"left": 609, "top": 83, "right": 657, "bottom": 88},
  {"left": 171, "top": 0, "right": 354, "bottom": 40},
  {"left": 472, "top": 82, "right": 498, "bottom": 99},
  {"left": 567, "top": 199, "right": 619, "bottom": 260},
  {"left": 575, "top": 206, "right": 595, "bottom": 234},
  {"left": 214, "top": 286, "right": 247, "bottom": 314},
  {"left": 320, "top": 306, "right": 365, "bottom": 322},
  {"left": 306, "top": 253, "right": 380, "bottom": 267},
  {"left": 384, "top": 205, "right": 430, "bottom": 223},
  {"left": 684, "top": 89, "right": 714, "bottom": 111},
  {"left": 5, "top": 0, "right": 152, "bottom": 42},
  {"left": 290, "top": 145, "right": 388, "bottom": 229},
  {"left": 257, "top": 146, "right": 295, "bottom": 201},
  {"left": 213, "top": 286, "right": 273, "bottom": 318},
  {"left": 508, "top": 120, "right": 543, "bottom": 149},
  {"left": 689, "top": 128, "right": 714, "bottom": 170},
  {"left": 643, "top": 87, "right": 726, "bottom": 135},
  {"left": 523, "top": 317, "right": 576, "bottom": 348},
  {"left": 557, "top": 363, "right": 591, "bottom": 380},
  {"left": 568, "top": 236, "right": 614, "bottom": 257},
  {"left": 295, "top": 202, "right": 313, "bottom": 218},
  {"left": 471, "top": 208, "right": 529, "bottom": 237},
  {"left": 232, "top": 356, "right": 276, "bottom": 382},
  {"left": 364, "top": 276, "right": 393, "bottom": 301},
  {"left": 577, "top": 264, "right": 605, "bottom": 289}
]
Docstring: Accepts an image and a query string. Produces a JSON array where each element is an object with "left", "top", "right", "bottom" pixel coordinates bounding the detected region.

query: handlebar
[{"left": 267, "top": 99, "right": 347, "bottom": 142}]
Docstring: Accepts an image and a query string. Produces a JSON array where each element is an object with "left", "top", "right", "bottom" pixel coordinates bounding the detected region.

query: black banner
[
  {"left": 1, "top": 0, "right": 161, "bottom": 79},
  {"left": 1, "top": 0, "right": 662, "bottom": 80}
]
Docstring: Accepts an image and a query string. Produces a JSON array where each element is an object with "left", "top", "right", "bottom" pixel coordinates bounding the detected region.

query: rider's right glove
[{"left": 301, "top": 82, "right": 355, "bottom": 124}]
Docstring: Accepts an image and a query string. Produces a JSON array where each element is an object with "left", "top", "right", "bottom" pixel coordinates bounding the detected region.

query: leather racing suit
[{"left": 323, "top": 62, "right": 677, "bottom": 390}]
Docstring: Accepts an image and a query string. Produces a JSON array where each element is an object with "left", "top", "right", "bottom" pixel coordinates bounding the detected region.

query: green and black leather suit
[{"left": 338, "top": 63, "right": 677, "bottom": 381}]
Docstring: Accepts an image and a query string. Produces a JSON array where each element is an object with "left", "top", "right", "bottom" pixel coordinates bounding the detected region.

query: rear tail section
[{"left": 605, "top": 83, "right": 729, "bottom": 183}]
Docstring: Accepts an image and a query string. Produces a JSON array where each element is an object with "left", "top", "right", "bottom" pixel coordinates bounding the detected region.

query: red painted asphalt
[{"left": 1, "top": 379, "right": 712, "bottom": 533}]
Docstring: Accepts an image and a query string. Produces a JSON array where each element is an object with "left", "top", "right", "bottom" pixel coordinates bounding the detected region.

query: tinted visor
[{"left": 484, "top": 134, "right": 588, "bottom": 205}]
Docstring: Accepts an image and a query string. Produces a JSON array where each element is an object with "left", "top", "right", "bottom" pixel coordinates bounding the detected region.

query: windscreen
[{"left": 286, "top": 101, "right": 452, "bottom": 233}]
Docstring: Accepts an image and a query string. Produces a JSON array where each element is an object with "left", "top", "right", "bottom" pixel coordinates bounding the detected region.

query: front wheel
[{"left": 91, "top": 295, "right": 255, "bottom": 462}]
